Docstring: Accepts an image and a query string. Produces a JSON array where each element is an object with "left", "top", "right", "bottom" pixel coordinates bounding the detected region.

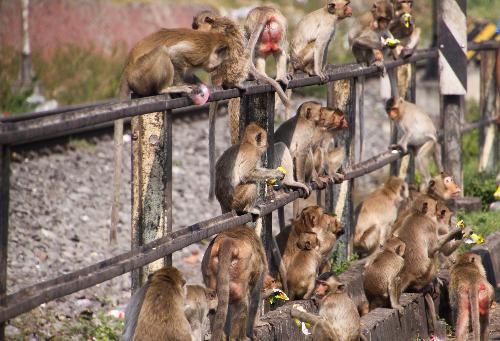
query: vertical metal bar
[
  {"left": 406, "top": 63, "right": 417, "bottom": 184},
  {"left": 389, "top": 67, "right": 400, "bottom": 176},
  {"left": 240, "top": 92, "right": 275, "bottom": 266},
  {"left": 327, "top": 79, "right": 356, "bottom": 259},
  {"left": 164, "top": 110, "right": 173, "bottom": 266},
  {"left": 0, "top": 144, "right": 10, "bottom": 341}
]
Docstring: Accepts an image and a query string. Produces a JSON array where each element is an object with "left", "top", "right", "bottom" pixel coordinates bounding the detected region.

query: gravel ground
[{"left": 5, "top": 78, "right": 440, "bottom": 338}]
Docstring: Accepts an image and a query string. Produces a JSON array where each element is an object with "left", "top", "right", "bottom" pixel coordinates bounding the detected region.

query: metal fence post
[
  {"left": 239, "top": 92, "right": 275, "bottom": 267},
  {"left": 130, "top": 108, "right": 173, "bottom": 291},
  {"left": 327, "top": 79, "right": 356, "bottom": 259},
  {"left": 0, "top": 145, "right": 10, "bottom": 341},
  {"left": 438, "top": 0, "right": 467, "bottom": 188},
  {"left": 478, "top": 50, "right": 498, "bottom": 172}
]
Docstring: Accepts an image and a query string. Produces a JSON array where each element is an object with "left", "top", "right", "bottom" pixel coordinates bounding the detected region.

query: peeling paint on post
[
  {"left": 131, "top": 110, "right": 172, "bottom": 291},
  {"left": 327, "top": 79, "right": 356, "bottom": 258}
]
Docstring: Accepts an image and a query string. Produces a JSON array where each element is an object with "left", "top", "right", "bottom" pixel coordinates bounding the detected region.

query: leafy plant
[{"left": 330, "top": 242, "right": 359, "bottom": 275}]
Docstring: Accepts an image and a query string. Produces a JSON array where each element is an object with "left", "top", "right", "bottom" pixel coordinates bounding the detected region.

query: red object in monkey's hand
[{"left": 189, "top": 84, "right": 210, "bottom": 106}]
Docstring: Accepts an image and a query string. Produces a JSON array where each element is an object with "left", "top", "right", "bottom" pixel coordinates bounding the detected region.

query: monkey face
[
  {"left": 192, "top": 11, "right": 216, "bottom": 31},
  {"left": 300, "top": 101, "right": 322, "bottom": 123},
  {"left": 322, "top": 213, "right": 344, "bottom": 237},
  {"left": 428, "top": 173, "right": 461, "bottom": 199},
  {"left": 328, "top": 0, "right": 353, "bottom": 18},
  {"left": 372, "top": 1, "right": 394, "bottom": 29},
  {"left": 205, "top": 44, "right": 229, "bottom": 72},
  {"left": 443, "top": 175, "right": 461, "bottom": 197},
  {"left": 319, "top": 107, "right": 348, "bottom": 130},
  {"left": 395, "top": 0, "right": 413, "bottom": 14}
]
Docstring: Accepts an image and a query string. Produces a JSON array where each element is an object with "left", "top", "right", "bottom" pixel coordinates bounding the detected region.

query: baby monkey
[
  {"left": 449, "top": 252, "right": 494, "bottom": 341},
  {"left": 363, "top": 237, "right": 406, "bottom": 311}
]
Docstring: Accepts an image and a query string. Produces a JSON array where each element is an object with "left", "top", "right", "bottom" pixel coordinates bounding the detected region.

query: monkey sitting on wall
[
  {"left": 201, "top": 225, "right": 267, "bottom": 340},
  {"left": 291, "top": 272, "right": 362, "bottom": 341},
  {"left": 291, "top": 0, "right": 353, "bottom": 81},
  {"left": 449, "top": 252, "right": 494, "bottom": 341},
  {"left": 363, "top": 237, "right": 406, "bottom": 311},
  {"left": 353, "top": 176, "right": 408, "bottom": 257},
  {"left": 215, "top": 123, "right": 285, "bottom": 214},
  {"left": 386, "top": 97, "right": 444, "bottom": 188},
  {"left": 123, "top": 267, "right": 192, "bottom": 341}
]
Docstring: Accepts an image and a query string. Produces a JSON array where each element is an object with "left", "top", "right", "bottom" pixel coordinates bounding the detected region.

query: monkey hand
[
  {"left": 271, "top": 167, "right": 286, "bottom": 181},
  {"left": 316, "top": 71, "right": 328, "bottom": 83},
  {"left": 389, "top": 144, "right": 407, "bottom": 153},
  {"left": 331, "top": 172, "right": 345, "bottom": 184},
  {"left": 277, "top": 75, "right": 291, "bottom": 87},
  {"left": 382, "top": 37, "right": 401, "bottom": 49}
]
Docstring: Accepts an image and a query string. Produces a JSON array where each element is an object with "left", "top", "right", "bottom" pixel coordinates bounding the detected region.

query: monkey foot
[
  {"left": 331, "top": 172, "right": 345, "bottom": 183},
  {"left": 277, "top": 76, "right": 290, "bottom": 87}
]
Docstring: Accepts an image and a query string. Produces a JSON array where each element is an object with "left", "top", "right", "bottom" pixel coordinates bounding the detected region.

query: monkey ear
[
  {"left": 255, "top": 132, "right": 262, "bottom": 144},
  {"left": 336, "top": 284, "right": 346, "bottom": 293},
  {"left": 396, "top": 244, "right": 406, "bottom": 257},
  {"left": 428, "top": 180, "right": 435, "bottom": 190},
  {"left": 421, "top": 202, "right": 428, "bottom": 214},
  {"left": 205, "top": 16, "right": 214, "bottom": 24},
  {"left": 305, "top": 107, "right": 312, "bottom": 119}
]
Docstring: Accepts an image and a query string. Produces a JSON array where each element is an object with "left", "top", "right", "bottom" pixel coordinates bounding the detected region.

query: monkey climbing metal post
[
  {"left": 478, "top": 50, "right": 498, "bottom": 172},
  {"left": 0, "top": 144, "right": 10, "bottom": 341},
  {"left": 130, "top": 107, "right": 173, "bottom": 292},
  {"left": 239, "top": 90, "right": 276, "bottom": 270},
  {"left": 327, "top": 78, "right": 356, "bottom": 259},
  {"left": 438, "top": 0, "right": 467, "bottom": 188}
]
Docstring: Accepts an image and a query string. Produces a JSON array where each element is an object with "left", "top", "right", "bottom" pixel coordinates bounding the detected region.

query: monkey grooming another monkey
[
  {"left": 386, "top": 97, "right": 443, "bottom": 188},
  {"left": 201, "top": 225, "right": 267, "bottom": 340},
  {"left": 363, "top": 237, "right": 406, "bottom": 310},
  {"left": 353, "top": 176, "right": 408, "bottom": 257},
  {"left": 449, "top": 252, "right": 494, "bottom": 341},
  {"left": 286, "top": 231, "right": 322, "bottom": 300},
  {"left": 123, "top": 267, "right": 192, "bottom": 341},
  {"left": 291, "top": 0, "right": 352, "bottom": 81},
  {"left": 291, "top": 272, "right": 362, "bottom": 341},
  {"left": 111, "top": 28, "right": 231, "bottom": 236},
  {"left": 215, "top": 123, "right": 285, "bottom": 214}
]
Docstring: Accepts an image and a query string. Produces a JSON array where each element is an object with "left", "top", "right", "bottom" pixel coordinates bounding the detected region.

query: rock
[{"left": 490, "top": 201, "right": 500, "bottom": 212}]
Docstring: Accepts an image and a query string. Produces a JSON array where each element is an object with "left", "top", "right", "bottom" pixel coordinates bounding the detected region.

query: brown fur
[
  {"left": 184, "top": 284, "right": 218, "bottom": 341},
  {"left": 291, "top": 272, "right": 361, "bottom": 341},
  {"left": 133, "top": 267, "right": 192, "bottom": 341},
  {"left": 354, "top": 176, "right": 408, "bottom": 257},
  {"left": 291, "top": 0, "right": 352, "bottom": 80},
  {"left": 215, "top": 123, "right": 284, "bottom": 213},
  {"left": 363, "top": 237, "right": 406, "bottom": 310},
  {"left": 201, "top": 225, "right": 267, "bottom": 340},
  {"left": 449, "top": 253, "right": 494, "bottom": 341}
]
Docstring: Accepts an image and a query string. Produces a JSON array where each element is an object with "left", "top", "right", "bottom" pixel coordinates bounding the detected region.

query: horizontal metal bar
[
  {"left": 461, "top": 116, "right": 498, "bottom": 133},
  {"left": 0, "top": 49, "right": 437, "bottom": 146},
  {"left": 0, "top": 146, "right": 408, "bottom": 322},
  {"left": 468, "top": 40, "right": 500, "bottom": 51}
]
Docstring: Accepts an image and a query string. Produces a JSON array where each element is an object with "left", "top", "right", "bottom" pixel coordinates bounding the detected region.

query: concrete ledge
[{"left": 451, "top": 196, "right": 482, "bottom": 212}]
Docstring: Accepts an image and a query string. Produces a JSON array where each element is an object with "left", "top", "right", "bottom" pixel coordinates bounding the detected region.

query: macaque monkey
[
  {"left": 348, "top": 0, "right": 395, "bottom": 68},
  {"left": 363, "top": 237, "right": 406, "bottom": 310},
  {"left": 397, "top": 196, "right": 463, "bottom": 292},
  {"left": 291, "top": 272, "right": 362, "bottom": 341},
  {"left": 436, "top": 201, "right": 461, "bottom": 268},
  {"left": 245, "top": 6, "right": 289, "bottom": 85},
  {"left": 291, "top": 0, "right": 353, "bottom": 81},
  {"left": 310, "top": 107, "right": 349, "bottom": 183},
  {"left": 389, "top": 0, "right": 421, "bottom": 58},
  {"left": 184, "top": 285, "right": 218, "bottom": 341},
  {"left": 353, "top": 176, "right": 408, "bottom": 257},
  {"left": 386, "top": 97, "right": 443, "bottom": 188},
  {"left": 201, "top": 225, "right": 267, "bottom": 340},
  {"left": 449, "top": 252, "right": 494, "bottom": 341},
  {"left": 215, "top": 123, "right": 285, "bottom": 213},
  {"left": 286, "top": 231, "right": 322, "bottom": 300},
  {"left": 123, "top": 267, "right": 192, "bottom": 341},
  {"left": 275, "top": 101, "right": 330, "bottom": 189},
  {"left": 111, "top": 28, "right": 230, "bottom": 237}
]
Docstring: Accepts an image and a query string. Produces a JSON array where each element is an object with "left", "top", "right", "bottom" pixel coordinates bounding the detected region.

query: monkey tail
[
  {"left": 212, "top": 238, "right": 233, "bottom": 340},
  {"left": 110, "top": 76, "right": 130, "bottom": 243},
  {"left": 469, "top": 286, "right": 481, "bottom": 341}
]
